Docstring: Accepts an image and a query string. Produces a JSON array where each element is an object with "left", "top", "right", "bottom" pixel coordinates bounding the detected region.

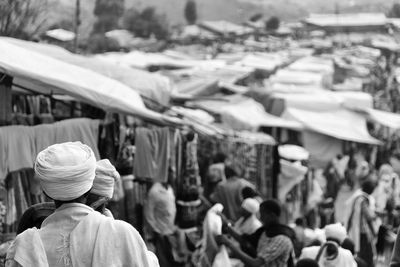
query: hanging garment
[
  {"left": 0, "top": 126, "right": 36, "bottom": 180},
  {"left": 178, "top": 133, "right": 201, "bottom": 201},
  {"left": 133, "top": 127, "right": 170, "bottom": 183},
  {"left": 0, "top": 118, "right": 101, "bottom": 181}
]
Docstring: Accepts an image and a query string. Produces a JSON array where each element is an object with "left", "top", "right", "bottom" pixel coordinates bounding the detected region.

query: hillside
[{"left": 47, "top": 0, "right": 393, "bottom": 37}]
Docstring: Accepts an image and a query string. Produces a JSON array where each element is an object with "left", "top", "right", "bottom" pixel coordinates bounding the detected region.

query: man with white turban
[
  {"left": 234, "top": 198, "right": 262, "bottom": 235},
  {"left": 6, "top": 142, "right": 158, "bottom": 267},
  {"left": 300, "top": 223, "right": 357, "bottom": 267},
  {"left": 87, "top": 159, "right": 120, "bottom": 218}
]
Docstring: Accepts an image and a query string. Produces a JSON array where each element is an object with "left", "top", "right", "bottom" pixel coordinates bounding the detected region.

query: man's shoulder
[
  {"left": 100, "top": 217, "right": 141, "bottom": 235},
  {"left": 261, "top": 233, "right": 292, "bottom": 246}
]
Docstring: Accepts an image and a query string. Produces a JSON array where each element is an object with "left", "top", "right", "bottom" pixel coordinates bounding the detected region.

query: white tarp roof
[
  {"left": 305, "top": 13, "right": 387, "bottom": 27},
  {"left": 366, "top": 108, "right": 400, "bottom": 129},
  {"left": 45, "top": 29, "right": 75, "bottom": 42},
  {"left": 283, "top": 107, "right": 380, "bottom": 144},
  {"left": 270, "top": 91, "right": 373, "bottom": 114},
  {"left": 95, "top": 51, "right": 226, "bottom": 71},
  {"left": 350, "top": 107, "right": 400, "bottom": 129},
  {"left": 3, "top": 37, "right": 174, "bottom": 106},
  {"left": 0, "top": 39, "right": 164, "bottom": 122},
  {"left": 188, "top": 95, "right": 303, "bottom": 131}
]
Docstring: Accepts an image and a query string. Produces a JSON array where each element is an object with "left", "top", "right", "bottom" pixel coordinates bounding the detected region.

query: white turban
[
  {"left": 325, "top": 223, "right": 347, "bottom": 244},
  {"left": 91, "top": 159, "right": 120, "bottom": 198},
  {"left": 35, "top": 142, "right": 96, "bottom": 201},
  {"left": 242, "top": 198, "right": 260, "bottom": 214}
]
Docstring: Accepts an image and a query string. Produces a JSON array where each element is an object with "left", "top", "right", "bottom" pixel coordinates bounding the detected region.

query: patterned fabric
[
  {"left": 178, "top": 133, "right": 201, "bottom": 201},
  {"left": 257, "top": 233, "right": 293, "bottom": 267}
]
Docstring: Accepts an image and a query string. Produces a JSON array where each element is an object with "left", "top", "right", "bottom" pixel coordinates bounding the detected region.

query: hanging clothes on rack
[
  {"left": 133, "top": 127, "right": 170, "bottom": 183},
  {"left": 0, "top": 118, "right": 101, "bottom": 181}
]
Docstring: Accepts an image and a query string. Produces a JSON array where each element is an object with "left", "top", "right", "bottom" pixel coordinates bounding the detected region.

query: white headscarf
[
  {"left": 242, "top": 198, "right": 260, "bottom": 214},
  {"left": 325, "top": 223, "right": 347, "bottom": 244},
  {"left": 35, "top": 142, "right": 96, "bottom": 201},
  {"left": 91, "top": 159, "right": 120, "bottom": 198}
]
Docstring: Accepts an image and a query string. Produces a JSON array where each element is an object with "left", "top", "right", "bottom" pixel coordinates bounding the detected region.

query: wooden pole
[
  {"left": 73, "top": 0, "right": 80, "bottom": 53},
  {"left": 0, "top": 74, "right": 13, "bottom": 126}
]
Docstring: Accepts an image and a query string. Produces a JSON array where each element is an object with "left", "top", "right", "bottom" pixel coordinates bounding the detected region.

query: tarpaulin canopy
[
  {"left": 199, "top": 20, "right": 254, "bottom": 36},
  {"left": 3, "top": 37, "right": 174, "bottom": 106},
  {"left": 270, "top": 69, "right": 326, "bottom": 87},
  {"left": 268, "top": 91, "right": 373, "bottom": 116},
  {"left": 188, "top": 95, "right": 303, "bottom": 131},
  {"left": 287, "top": 57, "right": 334, "bottom": 74},
  {"left": 235, "top": 53, "right": 289, "bottom": 72},
  {"left": 351, "top": 107, "right": 400, "bottom": 129},
  {"left": 0, "top": 38, "right": 165, "bottom": 122},
  {"left": 283, "top": 107, "right": 380, "bottom": 144},
  {"left": 95, "top": 51, "right": 226, "bottom": 71}
]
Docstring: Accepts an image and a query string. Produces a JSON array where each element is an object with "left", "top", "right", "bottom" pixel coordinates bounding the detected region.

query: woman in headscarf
[{"left": 234, "top": 198, "right": 262, "bottom": 235}]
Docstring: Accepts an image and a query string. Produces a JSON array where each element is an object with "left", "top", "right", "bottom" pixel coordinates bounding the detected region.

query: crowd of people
[{"left": 6, "top": 139, "right": 400, "bottom": 267}]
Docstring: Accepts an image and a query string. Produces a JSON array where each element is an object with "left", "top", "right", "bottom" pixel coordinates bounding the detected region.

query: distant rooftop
[
  {"left": 45, "top": 29, "right": 75, "bottom": 42},
  {"left": 304, "top": 13, "right": 387, "bottom": 28},
  {"left": 199, "top": 20, "right": 254, "bottom": 36}
]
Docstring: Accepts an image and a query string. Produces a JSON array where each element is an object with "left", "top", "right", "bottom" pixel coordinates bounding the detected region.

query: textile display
[
  {"left": 0, "top": 118, "right": 100, "bottom": 181},
  {"left": 133, "top": 127, "right": 170, "bottom": 183},
  {"left": 4, "top": 169, "right": 45, "bottom": 233},
  {"left": 178, "top": 133, "right": 201, "bottom": 201}
]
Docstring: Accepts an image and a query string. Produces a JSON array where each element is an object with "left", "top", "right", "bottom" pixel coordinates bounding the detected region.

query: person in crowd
[
  {"left": 341, "top": 238, "right": 367, "bottom": 267},
  {"left": 300, "top": 223, "right": 357, "bottom": 267},
  {"left": 234, "top": 198, "right": 262, "bottom": 235},
  {"left": 144, "top": 178, "right": 177, "bottom": 267},
  {"left": 217, "top": 199, "right": 295, "bottom": 267},
  {"left": 296, "top": 258, "right": 319, "bottom": 267},
  {"left": 204, "top": 153, "right": 227, "bottom": 199},
  {"left": 293, "top": 218, "right": 306, "bottom": 257},
  {"left": 346, "top": 178, "right": 377, "bottom": 267},
  {"left": 210, "top": 162, "right": 255, "bottom": 221},
  {"left": 16, "top": 203, "right": 55, "bottom": 234},
  {"left": 6, "top": 142, "right": 158, "bottom": 267},
  {"left": 87, "top": 159, "right": 120, "bottom": 217}
]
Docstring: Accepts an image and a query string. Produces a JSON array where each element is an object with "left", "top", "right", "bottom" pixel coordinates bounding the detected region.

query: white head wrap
[
  {"left": 35, "top": 142, "right": 96, "bottom": 201},
  {"left": 242, "top": 198, "right": 260, "bottom": 214},
  {"left": 325, "top": 223, "right": 347, "bottom": 244},
  {"left": 91, "top": 159, "right": 120, "bottom": 198}
]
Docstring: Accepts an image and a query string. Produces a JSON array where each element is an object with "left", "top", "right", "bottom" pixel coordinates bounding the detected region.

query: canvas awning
[
  {"left": 3, "top": 37, "right": 173, "bottom": 106},
  {"left": 0, "top": 38, "right": 166, "bottom": 122},
  {"left": 349, "top": 107, "right": 400, "bottom": 129},
  {"left": 188, "top": 95, "right": 303, "bottom": 131},
  {"left": 283, "top": 107, "right": 380, "bottom": 144}
]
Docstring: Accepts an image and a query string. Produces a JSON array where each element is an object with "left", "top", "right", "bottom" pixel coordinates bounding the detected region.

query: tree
[
  {"left": 123, "top": 7, "right": 169, "bottom": 40},
  {"left": 87, "top": 33, "right": 120, "bottom": 53},
  {"left": 250, "top": 13, "right": 263, "bottom": 22},
  {"left": 266, "top": 16, "right": 280, "bottom": 31},
  {"left": 184, "top": 0, "right": 197, "bottom": 25},
  {"left": 0, "top": 0, "right": 49, "bottom": 39},
  {"left": 389, "top": 3, "right": 400, "bottom": 18},
  {"left": 92, "top": 0, "right": 124, "bottom": 34}
]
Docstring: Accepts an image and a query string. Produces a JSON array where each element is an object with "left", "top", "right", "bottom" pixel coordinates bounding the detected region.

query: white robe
[
  {"left": 300, "top": 246, "right": 357, "bottom": 267},
  {"left": 6, "top": 203, "right": 158, "bottom": 267}
]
